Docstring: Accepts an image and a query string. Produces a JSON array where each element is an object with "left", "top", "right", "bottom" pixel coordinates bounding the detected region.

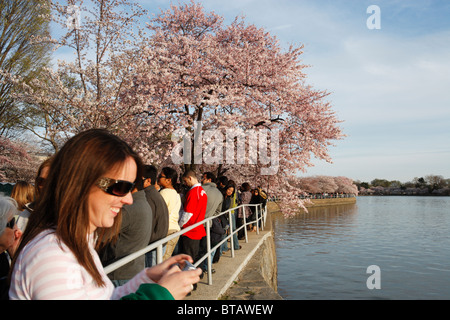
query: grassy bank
[{"left": 304, "top": 197, "right": 356, "bottom": 207}]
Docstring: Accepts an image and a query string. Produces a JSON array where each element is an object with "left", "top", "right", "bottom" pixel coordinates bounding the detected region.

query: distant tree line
[
  {"left": 290, "top": 175, "right": 358, "bottom": 198},
  {"left": 355, "top": 175, "right": 450, "bottom": 196}
]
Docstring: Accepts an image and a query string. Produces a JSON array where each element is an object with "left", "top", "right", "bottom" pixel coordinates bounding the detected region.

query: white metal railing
[{"left": 104, "top": 203, "right": 267, "bottom": 285}]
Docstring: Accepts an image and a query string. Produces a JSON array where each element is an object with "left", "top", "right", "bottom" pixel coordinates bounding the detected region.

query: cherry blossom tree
[
  {"left": 334, "top": 176, "right": 358, "bottom": 195},
  {"left": 315, "top": 176, "right": 337, "bottom": 194},
  {"left": 6, "top": 1, "right": 344, "bottom": 215},
  {"left": 0, "top": 136, "right": 41, "bottom": 182},
  {"left": 295, "top": 176, "right": 321, "bottom": 195},
  {"left": 126, "top": 2, "right": 344, "bottom": 214},
  {"left": 295, "top": 175, "right": 358, "bottom": 197}
]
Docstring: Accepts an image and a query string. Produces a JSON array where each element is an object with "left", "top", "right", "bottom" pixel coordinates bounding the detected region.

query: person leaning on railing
[
  {"left": 177, "top": 170, "right": 208, "bottom": 262},
  {"left": 158, "top": 167, "right": 182, "bottom": 261},
  {"left": 8, "top": 129, "right": 201, "bottom": 300},
  {"left": 237, "top": 182, "right": 252, "bottom": 239}
]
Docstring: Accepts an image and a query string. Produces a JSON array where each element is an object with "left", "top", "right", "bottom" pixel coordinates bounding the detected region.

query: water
[{"left": 273, "top": 196, "right": 450, "bottom": 300}]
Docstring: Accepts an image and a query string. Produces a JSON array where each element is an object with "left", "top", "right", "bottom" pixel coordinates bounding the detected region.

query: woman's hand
[
  {"left": 145, "top": 254, "right": 192, "bottom": 282},
  {"left": 145, "top": 254, "right": 202, "bottom": 300},
  {"left": 158, "top": 264, "right": 202, "bottom": 300}
]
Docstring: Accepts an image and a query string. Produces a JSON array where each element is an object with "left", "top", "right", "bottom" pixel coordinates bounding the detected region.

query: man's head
[
  {"left": 182, "top": 170, "right": 198, "bottom": 188},
  {"left": 216, "top": 176, "right": 228, "bottom": 188},
  {"left": 143, "top": 165, "right": 158, "bottom": 188},
  {"left": 201, "top": 172, "right": 216, "bottom": 185}
]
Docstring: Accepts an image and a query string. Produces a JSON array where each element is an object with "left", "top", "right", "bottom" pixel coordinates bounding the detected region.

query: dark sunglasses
[
  {"left": 96, "top": 178, "right": 135, "bottom": 197},
  {"left": 6, "top": 217, "right": 15, "bottom": 229}
]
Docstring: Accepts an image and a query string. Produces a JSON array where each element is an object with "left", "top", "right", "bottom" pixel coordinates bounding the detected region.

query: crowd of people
[{"left": 0, "top": 128, "right": 267, "bottom": 300}]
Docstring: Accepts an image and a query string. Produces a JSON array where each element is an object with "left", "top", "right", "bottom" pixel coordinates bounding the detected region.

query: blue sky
[
  {"left": 57, "top": 1, "right": 450, "bottom": 183},
  {"left": 140, "top": 0, "right": 450, "bottom": 183}
]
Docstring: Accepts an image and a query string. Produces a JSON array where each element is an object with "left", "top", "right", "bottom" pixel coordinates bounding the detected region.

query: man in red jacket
[{"left": 179, "top": 170, "right": 208, "bottom": 262}]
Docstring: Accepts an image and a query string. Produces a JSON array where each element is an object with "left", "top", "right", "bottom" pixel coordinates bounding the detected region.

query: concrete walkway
[
  {"left": 184, "top": 229, "right": 272, "bottom": 300},
  {"left": 185, "top": 203, "right": 283, "bottom": 300}
]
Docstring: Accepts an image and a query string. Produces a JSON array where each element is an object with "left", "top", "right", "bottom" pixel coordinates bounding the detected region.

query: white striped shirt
[{"left": 9, "top": 230, "right": 153, "bottom": 300}]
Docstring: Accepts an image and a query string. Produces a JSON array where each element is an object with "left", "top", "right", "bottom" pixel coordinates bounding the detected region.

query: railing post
[
  {"left": 156, "top": 245, "right": 163, "bottom": 264},
  {"left": 256, "top": 204, "right": 260, "bottom": 235},
  {"left": 259, "top": 204, "right": 264, "bottom": 231},
  {"left": 263, "top": 204, "right": 267, "bottom": 228},
  {"left": 260, "top": 204, "right": 264, "bottom": 231},
  {"left": 206, "top": 219, "right": 212, "bottom": 285},
  {"left": 243, "top": 205, "right": 248, "bottom": 243},
  {"left": 228, "top": 210, "right": 235, "bottom": 258}
]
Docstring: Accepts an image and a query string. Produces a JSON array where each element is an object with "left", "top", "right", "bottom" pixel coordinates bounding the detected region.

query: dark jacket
[
  {"left": 250, "top": 194, "right": 262, "bottom": 213},
  {"left": 221, "top": 196, "right": 231, "bottom": 212},
  {"left": 100, "top": 190, "right": 153, "bottom": 280},
  {"left": 144, "top": 185, "right": 169, "bottom": 243},
  {"left": 210, "top": 217, "right": 226, "bottom": 246},
  {"left": 0, "top": 252, "right": 10, "bottom": 300}
]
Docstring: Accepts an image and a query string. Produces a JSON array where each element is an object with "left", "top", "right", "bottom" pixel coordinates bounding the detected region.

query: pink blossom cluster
[
  {"left": 3, "top": 1, "right": 344, "bottom": 216},
  {"left": 294, "top": 175, "right": 359, "bottom": 196}
]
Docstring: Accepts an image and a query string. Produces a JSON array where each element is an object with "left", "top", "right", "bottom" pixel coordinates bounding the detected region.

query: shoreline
[
  {"left": 303, "top": 197, "right": 357, "bottom": 208},
  {"left": 358, "top": 194, "right": 450, "bottom": 197}
]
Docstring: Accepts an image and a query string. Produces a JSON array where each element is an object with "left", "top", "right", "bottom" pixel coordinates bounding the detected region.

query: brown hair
[
  {"left": 241, "top": 182, "right": 251, "bottom": 192},
  {"left": 10, "top": 181, "right": 35, "bottom": 211},
  {"left": 182, "top": 170, "right": 197, "bottom": 179},
  {"left": 11, "top": 129, "right": 142, "bottom": 287},
  {"left": 34, "top": 157, "right": 53, "bottom": 197}
]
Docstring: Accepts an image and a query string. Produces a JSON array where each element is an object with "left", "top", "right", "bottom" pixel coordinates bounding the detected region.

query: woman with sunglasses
[
  {"left": 8, "top": 129, "right": 201, "bottom": 300},
  {"left": 0, "top": 196, "right": 22, "bottom": 300}
]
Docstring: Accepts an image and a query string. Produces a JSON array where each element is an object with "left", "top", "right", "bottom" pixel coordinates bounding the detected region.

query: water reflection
[
  {"left": 273, "top": 203, "right": 358, "bottom": 246},
  {"left": 273, "top": 197, "right": 450, "bottom": 300}
]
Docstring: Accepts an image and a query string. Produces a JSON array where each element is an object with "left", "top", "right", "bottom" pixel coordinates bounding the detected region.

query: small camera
[{"left": 181, "top": 261, "right": 197, "bottom": 271}]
